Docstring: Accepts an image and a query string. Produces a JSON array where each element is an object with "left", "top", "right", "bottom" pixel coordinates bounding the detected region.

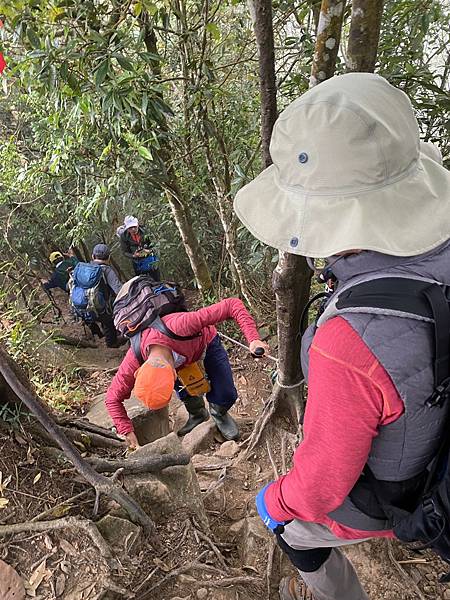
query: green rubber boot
[
  {"left": 209, "top": 403, "right": 239, "bottom": 441},
  {"left": 177, "top": 396, "right": 209, "bottom": 436}
]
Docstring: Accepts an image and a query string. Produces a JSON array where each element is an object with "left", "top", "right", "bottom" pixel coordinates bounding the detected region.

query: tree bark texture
[
  {"left": 0, "top": 345, "right": 158, "bottom": 537},
  {"left": 346, "top": 0, "right": 384, "bottom": 72},
  {"left": 310, "top": 0, "right": 347, "bottom": 86},
  {"left": 266, "top": 0, "right": 346, "bottom": 423},
  {"left": 249, "top": 0, "right": 278, "bottom": 168}
]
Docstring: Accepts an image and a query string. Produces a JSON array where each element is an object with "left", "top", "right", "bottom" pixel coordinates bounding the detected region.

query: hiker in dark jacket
[
  {"left": 89, "top": 244, "right": 126, "bottom": 348},
  {"left": 41, "top": 251, "right": 78, "bottom": 292},
  {"left": 234, "top": 74, "right": 450, "bottom": 600},
  {"left": 116, "top": 215, "right": 160, "bottom": 279}
]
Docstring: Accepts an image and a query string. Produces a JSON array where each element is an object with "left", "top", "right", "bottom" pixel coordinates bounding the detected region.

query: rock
[
  {"left": 215, "top": 440, "right": 239, "bottom": 458},
  {"left": 235, "top": 517, "right": 270, "bottom": 572},
  {"left": 228, "top": 518, "right": 245, "bottom": 537},
  {"left": 182, "top": 420, "right": 216, "bottom": 456},
  {"left": 258, "top": 326, "right": 272, "bottom": 340},
  {"left": 196, "top": 588, "right": 208, "bottom": 600},
  {"left": 96, "top": 514, "right": 142, "bottom": 551},
  {"left": 0, "top": 560, "right": 25, "bottom": 600},
  {"left": 86, "top": 392, "right": 170, "bottom": 444},
  {"left": 191, "top": 453, "right": 227, "bottom": 470},
  {"left": 121, "top": 476, "right": 172, "bottom": 521},
  {"left": 126, "top": 433, "right": 209, "bottom": 528},
  {"left": 443, "top": 590, "right": 450, "bottom": 600}
]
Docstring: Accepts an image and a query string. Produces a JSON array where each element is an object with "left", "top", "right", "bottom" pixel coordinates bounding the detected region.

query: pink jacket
[
  {"left": 106, "top": 298, "right": 260, "bottom": 434},
  {"left": 265, "top": 316, "right": 405, "bottom": 540}
]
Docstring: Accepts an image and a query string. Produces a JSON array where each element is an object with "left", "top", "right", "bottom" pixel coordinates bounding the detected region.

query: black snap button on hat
[
  {"left": 298, "top": 152, "right": 308, "bottom": 164},
  {"left": 290, "top": 237, "right": 299, "bottom": 248}
]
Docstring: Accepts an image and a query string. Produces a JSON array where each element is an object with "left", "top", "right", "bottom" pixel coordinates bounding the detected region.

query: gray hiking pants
[{"left": 279, "top": 520, "right": 371, "bottom": 600}]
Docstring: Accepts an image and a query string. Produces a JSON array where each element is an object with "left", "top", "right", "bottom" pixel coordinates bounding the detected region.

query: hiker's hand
[
  {"left": 249, "top": 340, "right": 269, "bottom": 357},
  {"left": 125, "top": 431, "right": 140, "bottom": 450},
  {"left": 40, "top": 278, "right": 48, "bottom": 285}
]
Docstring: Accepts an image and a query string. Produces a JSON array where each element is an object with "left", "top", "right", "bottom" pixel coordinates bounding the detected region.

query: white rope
[{"left": 275, "top": 376, "right": 305, "bottom": 389}]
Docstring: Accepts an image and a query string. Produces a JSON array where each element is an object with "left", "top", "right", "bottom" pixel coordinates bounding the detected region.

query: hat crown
[
  {"left": 92, "top": 243, "right": 110, "bottom": 259},
  {"left": 270, "top": 73, "right": 420, "bottom": 194}
]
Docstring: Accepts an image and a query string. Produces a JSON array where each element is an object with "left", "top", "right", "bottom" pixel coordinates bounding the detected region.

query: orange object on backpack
[{"left": 177, "top": 362, "right": 211, "bottom": 396}]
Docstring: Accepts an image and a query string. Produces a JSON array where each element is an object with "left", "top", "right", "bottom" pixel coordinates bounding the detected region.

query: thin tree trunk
[
  {"left": 246, "top": 0, "right": 347, "bottom": 446},
  {"left": 140, "top": 17, "right": 213, "bottom": 292},
  {"left": 201, "top": 113, "right": 257, "bottom": 310},
  {"left": 346, "top": 0, "right": 384, "bottom": 72},
  {"left": 249, "top": 0, "right": 278, "bottom": 168},
  {"left": 310, "top": 0, "right": 347, "bottom": 86}
]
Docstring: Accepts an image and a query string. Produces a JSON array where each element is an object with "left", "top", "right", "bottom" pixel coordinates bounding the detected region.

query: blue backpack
[{"left": 69, "top": 263, "right": 106, "bottom": 323}]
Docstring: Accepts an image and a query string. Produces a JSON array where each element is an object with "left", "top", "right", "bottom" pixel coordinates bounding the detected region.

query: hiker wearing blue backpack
[
  {"left": 116, "top": 215, "right": 160, "bottom": 279},
  {"left": 69, "top": 244, "right": 126, "bottom": 348}
]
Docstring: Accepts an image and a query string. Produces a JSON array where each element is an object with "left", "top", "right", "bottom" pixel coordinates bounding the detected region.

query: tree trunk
[
  {"left": 310, "top": 0, "right": 347, "bottom": 86},
  {"left": 141, "top": 17, "right": 213, "bottom": 292},
  {"left": 201, "top": 112, "right": 257, "bottom": 310},
  {"left": 246, "top": 0, "right": 346, "bottom": 446},
  {"left": 249, "top": 0, "right": 278, "bottom": 168},
  {"left": 164, "top": 184, "right": 214, "bottom": 292},
  {"left": 346, "top": 0, "right": 384, "bottom": 72}
]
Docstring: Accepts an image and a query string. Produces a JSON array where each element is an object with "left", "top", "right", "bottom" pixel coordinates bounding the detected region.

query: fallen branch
[
  {"left": 31, "top": 489, "right": 93, "bottom": 522},
  {"left": 57, "top": 417, "right": 122, "bottom": 441},
  {"left": 190, "top": 520, "right": 228, "bottom": 570},
  {"left": 139, "top": 550, "right": 209, "bottom": 598},
  {"left": 86, "top": 453, "right": 190, "bottom": 474},
  {"left": 0, "top": 516, "right": 112, "bottom": 559},
  {"left": 49, "top": 332, "right": 98, "bottom": 349},
  {"left": 0, "top": 346, "right": 158, "bottom": 541},
  {"left": 193, "top": 574, "right": 261, "bottom": 588},
  {"left": 60, "top": 426, "right": 124, "bottom": 449},
  {"left": 386, "top": 540, "right": 427, "bottom": 600}
]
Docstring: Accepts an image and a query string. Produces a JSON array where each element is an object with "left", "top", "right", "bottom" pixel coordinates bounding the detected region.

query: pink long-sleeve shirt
[
  {"left": 265, "top": 316, "right": 405, "bottom": 540},
  {"left": 106, "top": 298, "right": 260, "bottom": 435}
]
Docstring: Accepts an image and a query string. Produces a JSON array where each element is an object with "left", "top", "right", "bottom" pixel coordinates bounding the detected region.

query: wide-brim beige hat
[{"left": 234, "top": 73, "right": 450, "bottom": 258}]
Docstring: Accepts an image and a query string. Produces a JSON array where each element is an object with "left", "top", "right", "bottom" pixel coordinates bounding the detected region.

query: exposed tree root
[
  {"left": 0, "top": 516, "right": 112, "bottom": 559},
  {"left": 0, "top": 346, "right": 158, "bottom": 542},
  {"left": 86, "top": 452, "right": 190, "bottom": 474}
]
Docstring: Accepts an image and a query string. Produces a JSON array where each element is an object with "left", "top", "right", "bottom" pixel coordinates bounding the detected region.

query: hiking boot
[
  {"left": 209, "top": 403, "right": 239, "bottom": 441},
  {"left": 279, "top": 576, "right": 314, "bottom": 600},
  {"left": 177, "top": 396, "right": 209, "bottom": 436}
]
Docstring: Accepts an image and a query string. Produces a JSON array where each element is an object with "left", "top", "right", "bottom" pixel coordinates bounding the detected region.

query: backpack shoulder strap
[
  {"left": 149, "top": 315, "right": 201, "bottom": 342},
  {"left": 321, "top": 276, "right": 450, "bottom": 393},
  {"left": 318, "top": 275, "right": 439, "bottom": 328},
  {"left": 131, "top": 331, "right": 144, "bottom": 365}
]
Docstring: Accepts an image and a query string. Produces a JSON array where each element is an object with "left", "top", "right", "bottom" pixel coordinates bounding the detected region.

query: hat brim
[{"left": 234, "top": 153, "right": 450, "bottom": 258}]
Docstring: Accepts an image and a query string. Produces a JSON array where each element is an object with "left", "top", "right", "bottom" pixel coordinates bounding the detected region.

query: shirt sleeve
[
  {"left": 104, "top": 266, "right": 123, "bottom": 295},
  {"left": 170, "top": 298, "right": 261, "bottom": 343},
  {"left": 120, "top": 235, "right": 134, "bottom": 259},
  {"left": 105, "top": 348, "right": 141, "bottom": 435},
  {"left": 264, "top": 316, "right": 404, "bottom": 523}
]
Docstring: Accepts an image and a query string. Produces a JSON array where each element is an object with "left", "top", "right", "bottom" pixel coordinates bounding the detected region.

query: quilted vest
[{"left": 301, "top": 241, "right": 450, "bottom": 531}]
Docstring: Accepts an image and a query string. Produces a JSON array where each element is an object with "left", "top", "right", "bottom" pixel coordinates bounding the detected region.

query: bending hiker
[
  {"left": 105, "top": 290, "right": 268, "bottom": 449},
  {"left": 41, "top": 250, "right": 78, "bottom": 292},
  {"left": 116, "top": 215, "right": 160, "bottom": 279},
  {"left": 70, "top": 244, "right": 126, "bottom": 348},
  {"left": 234, "top": 73, "right": 450, "bottom": 600}
]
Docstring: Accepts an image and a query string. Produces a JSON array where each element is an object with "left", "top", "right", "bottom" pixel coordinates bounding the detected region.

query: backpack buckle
[{"left": 426, "top": 377, "right": 450, "bottom": 408}]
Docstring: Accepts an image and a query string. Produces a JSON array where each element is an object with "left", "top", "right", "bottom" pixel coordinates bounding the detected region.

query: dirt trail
[{"left": 1, "top": 295, "right": 450, "bottom": 599}]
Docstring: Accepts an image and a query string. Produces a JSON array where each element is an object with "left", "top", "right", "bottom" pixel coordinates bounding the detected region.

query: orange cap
[{"left": 134, "top": 357, "right": 176, "bottom": 410}]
